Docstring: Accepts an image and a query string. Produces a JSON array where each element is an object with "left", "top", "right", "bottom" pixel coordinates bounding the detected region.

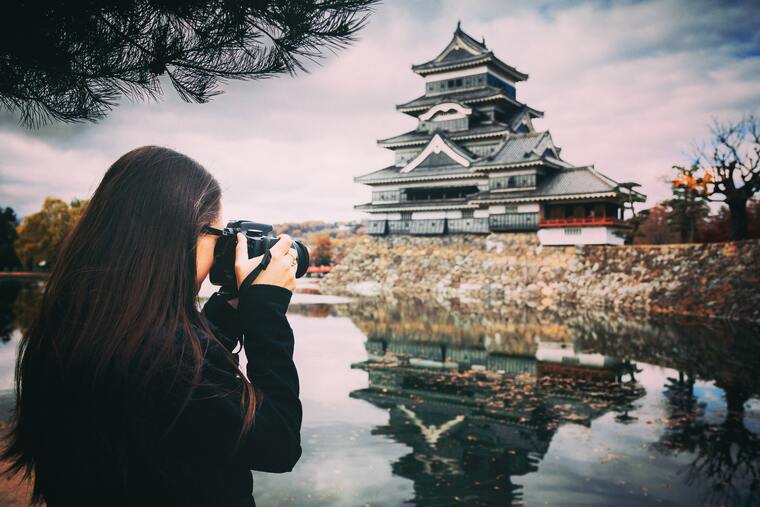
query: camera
[{"left": 208, "top": 220, "right": 310, "bottom": 296}]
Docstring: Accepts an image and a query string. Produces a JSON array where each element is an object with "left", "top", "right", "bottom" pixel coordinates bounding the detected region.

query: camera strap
[{"left": 239, "top": 248, "right": 273, "bottom": 291}]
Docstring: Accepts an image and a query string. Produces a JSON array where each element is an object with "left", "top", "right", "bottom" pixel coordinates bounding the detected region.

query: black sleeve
[
  {"left": 237, "top": 283, "right": 302, "bottom": 472},
  {"left": 176, "top": 285, "right": 302, "bottom": 473},
  {"left": 202, "top": 292, "right": 243, "bottom": 354}
]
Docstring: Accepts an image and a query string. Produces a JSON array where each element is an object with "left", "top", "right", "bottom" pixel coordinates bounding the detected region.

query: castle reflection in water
[
  {"left": 2, "top": 280, "right": 759, "bottom": 506},
  {"left": 292, "top": 296, "right": 760, "bottom": 507}
]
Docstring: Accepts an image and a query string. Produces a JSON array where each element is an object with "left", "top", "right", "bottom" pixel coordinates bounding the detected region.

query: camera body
[{"left": 208, "top": 220, "right": 309, "bottom": 296}]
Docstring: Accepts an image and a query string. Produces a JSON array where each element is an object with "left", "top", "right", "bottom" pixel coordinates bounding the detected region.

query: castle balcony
[
  {"left": 489, "top": 212, "right": 538, "bottom": 231},
  {"left": 539, "top": 216, "right": 628, "bottom": 228}
]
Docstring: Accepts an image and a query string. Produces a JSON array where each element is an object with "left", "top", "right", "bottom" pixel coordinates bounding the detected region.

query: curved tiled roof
[
  {"left": 356, "top": 165, "right": 646, "bottom": 203},
  {"left": 472, "top": 167, "right": 645, "bottom": 203},
  {"left": 540, "top": 167, "right": 618, "bottom": 195},
  {"left": 377, "top": 107, "right": 536, "bottom": 148},
  {"left": 411, "top": 25, "right": 528, "bottom": 81},
  {"left": 354, "top": 163, "right": 479, "bottom": 184},
  {"left": 377, "top": 124, "right": 511, "bottom": 147},
  {"left": 397, "top": 86, "right": 539, "bottom": 114},
  {"left": 471, "top": 132, "right": 556, "bottom": 168},
  {"left": 358, "top": 131, "right": 563, "bottom": 184}
]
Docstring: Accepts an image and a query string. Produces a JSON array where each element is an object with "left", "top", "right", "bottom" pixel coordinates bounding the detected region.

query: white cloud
[{"left": 1, "top": 0, "right": 758, "bottom": 222}]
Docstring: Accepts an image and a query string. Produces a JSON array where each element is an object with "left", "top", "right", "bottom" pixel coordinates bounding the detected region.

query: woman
[{"left": 1, "top": 146, "right": 302, "bottom": 506}]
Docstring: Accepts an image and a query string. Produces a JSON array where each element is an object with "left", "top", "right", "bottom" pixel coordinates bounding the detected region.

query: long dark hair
[{"left": 1, "top": 146, "right": 257, "bottom": 503}]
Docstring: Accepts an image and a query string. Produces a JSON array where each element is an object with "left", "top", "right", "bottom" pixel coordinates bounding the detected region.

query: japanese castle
[{"left": 355, "top": 23, "right": 645, "bottom": 245}]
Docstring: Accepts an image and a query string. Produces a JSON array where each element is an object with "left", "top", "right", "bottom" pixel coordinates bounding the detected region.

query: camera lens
[{"left": 293, "top": 240, "right": 309, "bottom": 278}]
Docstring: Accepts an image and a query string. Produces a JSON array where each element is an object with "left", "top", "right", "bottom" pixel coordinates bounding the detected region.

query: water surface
[{"left": 1, "top": 280, "right": 759, "bottom": 506}]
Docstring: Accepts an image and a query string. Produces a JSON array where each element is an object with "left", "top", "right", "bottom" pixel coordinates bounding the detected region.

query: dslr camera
[{"left": 208, "top": 220, "right": 310, "bottom": 296}]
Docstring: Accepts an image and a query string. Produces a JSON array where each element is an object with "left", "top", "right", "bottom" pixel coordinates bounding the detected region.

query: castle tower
[{"left": 355, "top": 23, "right": 645, "bottom": 245}]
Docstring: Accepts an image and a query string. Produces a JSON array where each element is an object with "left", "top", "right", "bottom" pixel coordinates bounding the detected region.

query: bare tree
[
  {"left": 674, "top": 115, "right": 760, "bottom": 241},
  {"left": 0, "top": 0, "right": 377, "bottom": 127}
]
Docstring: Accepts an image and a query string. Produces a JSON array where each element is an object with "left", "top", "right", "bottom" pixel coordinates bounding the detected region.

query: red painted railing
[
  {"left": 307, "top": 265, "right": 333, "bottom": 274},
  {"left": 539, "top": 216, "right": 626, "bottom": 228}
]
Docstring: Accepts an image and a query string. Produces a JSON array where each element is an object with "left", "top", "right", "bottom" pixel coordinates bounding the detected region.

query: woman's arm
[
  {"left": 175, "top": 285, "right": 301, "bottom": 473},
  {"left": 236, "top": 282, "right": 302, "bottom": 472},
  {"left": 202, "top": 292, "right": 243, "bottom": 354},
  {"left": 176, "top": 232, "right": 301, "bottom": 472}
]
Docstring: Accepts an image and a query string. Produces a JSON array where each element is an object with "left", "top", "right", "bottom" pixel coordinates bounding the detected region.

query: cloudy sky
[{"left": 1, "top": 0, "right": 759, "bottom": 223}]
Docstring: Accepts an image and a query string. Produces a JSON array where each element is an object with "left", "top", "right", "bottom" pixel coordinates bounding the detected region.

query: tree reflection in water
[
  {"left": 570, "top": 308, "right": 760, "bottom": 504},
  {"left": 3, "top": 283, "right": 759, "bottom": 505},
  {"left": 339, "top": 295, "right": 760, "bottom": 506},
  {"left": 0, "top": 279, "right": 44, "bottom": 342},
  {"left": 0, "top": 280, "right": 21, "bottom": 342}
]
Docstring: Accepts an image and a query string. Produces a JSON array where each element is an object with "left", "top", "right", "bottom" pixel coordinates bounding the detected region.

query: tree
[
  {"left": 633, "top": 205, "right": 677, "bottom": 245},
  {"left": 699, "top": 198, "right": 760, "bottom": 243},
  {"left": 666, "top": 165, "right": 710, "bottom": 243},
  {"left": 0, "top": 206, "right": 22, "bottom": 270},
  {"left": 311, "top": 232, "right": 333, "bottom": 266},
  {"left": 673, "top": 115, "right": 760, "bottom": 241},
  {"left": 618, "top": 181, "right": 642, "bottom": 244},
  {"left": 15, "top": 197, "right": 88, "bottom": 270},
  {"left": 0, "top": 0, "right": 377, "bottom": 127},
  {"left": 698, "top": 206, "right": 732, "bottom": 244}
]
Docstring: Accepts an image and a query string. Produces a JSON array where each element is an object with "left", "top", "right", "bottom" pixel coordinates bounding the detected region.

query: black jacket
[
  {"left": 179, "top": 283, "right": 303, "bottom": 506},
  {"left": 40, "top": 283, "right": 302, "bottom": 506}
]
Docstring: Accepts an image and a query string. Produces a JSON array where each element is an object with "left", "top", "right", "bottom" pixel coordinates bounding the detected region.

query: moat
[{"left": 1, "top": 279, "right": 759, "bottom": 506}]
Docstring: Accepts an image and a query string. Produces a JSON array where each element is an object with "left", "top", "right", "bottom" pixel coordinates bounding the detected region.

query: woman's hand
[{"left": 235, "top": 233, "right": 297, "bottom": 293}]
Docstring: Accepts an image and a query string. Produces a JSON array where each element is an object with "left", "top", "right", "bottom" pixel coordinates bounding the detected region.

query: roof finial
[
  {"left": 481, "top": 36, "right": 486, "bottom": 47},
  {"left": 456, "top": 20, "right": 461, "bottom": 31}
]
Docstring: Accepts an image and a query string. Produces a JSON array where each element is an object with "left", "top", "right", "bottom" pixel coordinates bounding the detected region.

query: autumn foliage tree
[
  {"left": 311, "top": 232, "right": 334, "bottom": 266},
  {"left": 15, "top": 197, "right": 88, "bottom": 270},
  {"left": 633, "top": 205, "right": 676, "bottom": 244},
  {"left": 673, "top": 115, "right": 760, "bottom": 241},
  {"left": 699, "top": 199, "right": 760, "bottom": 243},
  {"left": 666, "top": 165, "right": 710, "bottom": 243}
]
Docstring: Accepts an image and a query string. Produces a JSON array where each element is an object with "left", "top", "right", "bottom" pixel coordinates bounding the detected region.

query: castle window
[
  {"left": 420, "top": 117, "right": 468, "bottom": 133},
  {"left": 428, "top": 74, "right": 487, "bottom": 94},
  {"left": 372, "top": 190, "right": 401, "bottom": 202},
  {"left": 404, "top": 185, "right": 479, "bottom": 201},
  {"left": 486, "top": 74, "right": 516, "bottom": 99},
  {"left": 489, "top": 173, "right": 536, "bottom": 190}
]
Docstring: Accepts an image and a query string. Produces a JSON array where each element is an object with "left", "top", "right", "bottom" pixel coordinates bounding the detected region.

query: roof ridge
[
  {"left": 454, "top": 23, "right": 488, "bottom": 52},
  {"left": 434, "top": 131, "right": 476, "bottom": 160},
  {"left": 586, "top": 165, "right": 621, "bottom": 187},
  {"left": 507, "top": 130, "right": 545, "bottom": 139},
  {"left": 532, "top": 131, "right": 549, "bottom": 149}
]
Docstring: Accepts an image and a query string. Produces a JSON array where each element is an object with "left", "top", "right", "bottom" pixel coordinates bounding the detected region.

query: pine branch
[{"left": 0, "top": 0, "right": 379, "bottom": 127}]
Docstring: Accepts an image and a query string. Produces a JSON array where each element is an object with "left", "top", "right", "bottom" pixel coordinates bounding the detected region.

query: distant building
[{"left": 355, "top": 23, "right": 645, "bottom": 245}]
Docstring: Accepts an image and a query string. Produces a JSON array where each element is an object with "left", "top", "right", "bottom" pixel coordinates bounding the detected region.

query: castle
[{"left": 354, "top": 23, "right": 645, "bottom": 245}]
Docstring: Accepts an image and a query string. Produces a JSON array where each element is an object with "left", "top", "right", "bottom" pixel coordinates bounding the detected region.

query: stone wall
[{"left": 320, "top": 234, "right": 760, "bottom": 322}]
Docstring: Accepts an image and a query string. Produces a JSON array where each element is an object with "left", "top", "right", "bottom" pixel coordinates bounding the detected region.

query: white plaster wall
[
  {"left": 411, "top": 211, "right": 447, "bottom": 219},
  {"left": 537, "top": 226, "right": 626, "bottom": 246},
  {"left": 517, "top": 203, "right": 539, "bottom": 213},
  {"left": 368, "top": 213, "right": 402, "bottom": 220}
]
